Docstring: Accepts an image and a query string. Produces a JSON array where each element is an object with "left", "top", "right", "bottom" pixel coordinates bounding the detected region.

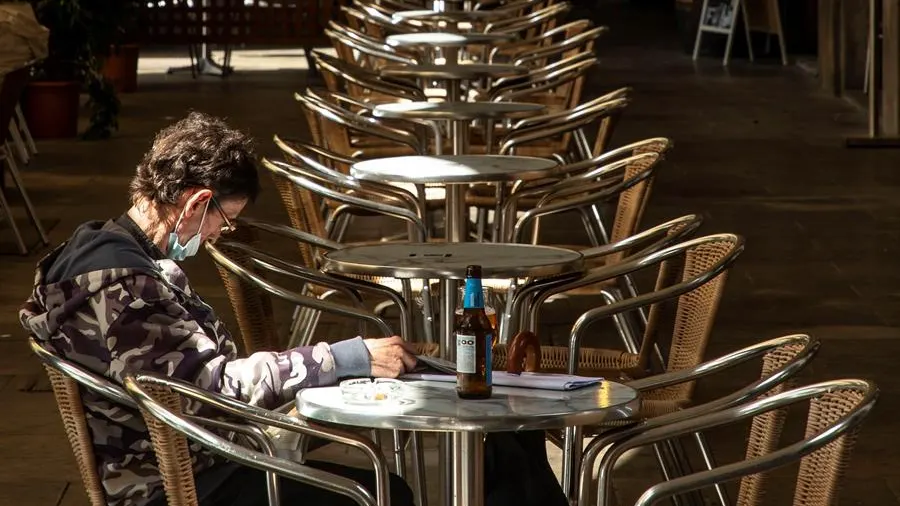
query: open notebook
[{"left": 410, "top": 355, "right": 602, "bottom": 391}]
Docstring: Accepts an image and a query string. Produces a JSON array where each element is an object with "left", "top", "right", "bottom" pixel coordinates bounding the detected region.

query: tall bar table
[
  {"left": 386, "top": 32, "right": 516, "bottom": 65},
  {"left": 380, "top": 62, "right": 526, "bottom": 103},
  {"left": 297, "top": 379, "right": 640, "bottom": 506},
  {"left": 372, "top": 102, "right": 546, "bottom": 242}
]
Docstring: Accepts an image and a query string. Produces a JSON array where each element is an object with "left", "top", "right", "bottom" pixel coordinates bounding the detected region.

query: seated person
[{"left": 20, "top": 112, "right": 568, "bottom": 506}]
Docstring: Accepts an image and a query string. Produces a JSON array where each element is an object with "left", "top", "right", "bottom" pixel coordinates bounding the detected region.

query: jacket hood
[{"left": 20, "top": 220, "right": 162, "bottom": 341}]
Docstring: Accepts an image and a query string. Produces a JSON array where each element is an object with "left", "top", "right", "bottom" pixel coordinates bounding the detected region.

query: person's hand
[{"left": 364, "top": 336, "right": 417, "bottom": 378}]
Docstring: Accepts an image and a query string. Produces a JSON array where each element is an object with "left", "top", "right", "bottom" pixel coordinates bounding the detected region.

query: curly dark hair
[{"left": 129, "top": 112, "right": 261, "bottom": 206}]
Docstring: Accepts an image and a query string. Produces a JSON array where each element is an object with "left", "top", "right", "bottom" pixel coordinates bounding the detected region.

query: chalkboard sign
[
  {"left": 692, "top": 0, "right": 788, "bottom": 66},
  {"left": 702, "top": 0, "right": 738, "bottom": 30}
]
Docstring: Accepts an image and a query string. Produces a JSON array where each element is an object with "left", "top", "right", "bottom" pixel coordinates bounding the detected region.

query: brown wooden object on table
[{"left": 505, "top": 330, "right": 541, "bottom": 374}]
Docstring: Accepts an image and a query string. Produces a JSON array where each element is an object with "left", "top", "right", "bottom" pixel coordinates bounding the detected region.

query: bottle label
[{"left": 456, "top": 333, "right": 476, "bottom": 374}]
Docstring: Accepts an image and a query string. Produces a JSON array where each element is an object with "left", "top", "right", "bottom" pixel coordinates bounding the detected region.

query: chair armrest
[
  {"left": 238, "top": 217, "right": 341, "bottom": 252},
  {"left": 273, "top": 139, "right": 423, "bottom": 215},
  {"left": 206, "top": 241, "right": 396, "bottom": 337},
  {"left": 214, "top": 238, "right": 418, "bottom": 342},
  {"left": 300, "top": 177, "right": 427, "bottom": 241},
  {"left": 511, "top": 165, "right": 648, "bottom": 243},
  {"left": 580, "top": 214, "right": 703, "bottom": 261}
]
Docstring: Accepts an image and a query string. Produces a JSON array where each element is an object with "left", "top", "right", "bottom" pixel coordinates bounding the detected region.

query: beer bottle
[{"left": 456, "top": 264, "right": 493, "bottom": 399}]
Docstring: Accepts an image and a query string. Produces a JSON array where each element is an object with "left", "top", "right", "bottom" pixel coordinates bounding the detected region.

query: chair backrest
[
  {"left": 297, "top": 89, "right": 426, "bottom": 157},
  {"left": 311, "top": 50, "right": 424, "bottom": 101},
  {"left": 737, "top": 336, "right": 818, "bottom": 505},
  {"left": 498, "top": 93, "right": 625, "bottom": 159},
  {"left": 493, "top": 56, "right": 600, "bottom": 121},
  {"left": 206, "top": 230, "right": 398, "bottom": 340},
  {"left": 580, "top": 334, "right": 821, "bottom": 506},
  {"left": 326, "top": 24, "right": 417, "bottom": 69},
  {"left": 29, "top": 338, "right": 118, "bottom": 506},
  {"left": 123, "top": 371, "right": 384, "bottom": 506},
  {"left": 263, "top": 148, "right": 339, "bottom": 254},
  {"left": 510, "top": 150, "right": 662, "bottom": 246},
  {"left": 28, "top": 337, "right": 201, "bottom": 506},
  {"left": 484, "top": 2, "right": 571, "bottom": 40},
  {"left": 210, "top": 224, "right": 283, "bottom": 354},
  {"left": 558, "top": 233, "right": 745, "bottom": 403},
  {"left": 261, "top": 157, "right": 428, "bottom": 242},
  {"left": 612, "top": 379, "right": 878, "bottom": 506},
  {"left": 269, "top": 136, "right": 337, "bottom": 267},
  {"left": 606, "top": 138, "right": 674, "bottom": 248},
  {"left": 641, "top": 234, "right": 740, "bottom": 401},
  {"left": 347, "top": 2, "right": 413, "bottom": 38}
]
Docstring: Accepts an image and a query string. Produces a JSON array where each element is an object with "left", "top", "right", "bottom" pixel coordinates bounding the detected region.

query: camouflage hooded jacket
[{"left": 19, "top": 215, "right": 372, "bottom": 506}]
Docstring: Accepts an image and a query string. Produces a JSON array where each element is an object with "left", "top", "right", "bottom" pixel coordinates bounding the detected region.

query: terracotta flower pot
[
  {"left": 22, "top": 81, "right": 81, "bottom": 139},
  {"left": 102, "top": 44, "right": 140, "bottom": 93}
]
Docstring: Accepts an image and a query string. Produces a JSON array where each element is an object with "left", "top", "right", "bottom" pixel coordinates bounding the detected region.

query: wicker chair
[
  {"left": 506, "top": 233, "right": 744, "bottom": 503},
  {"left": 28, "top": 337, "right": 284, "bottom": 506},
  {"left": 34, "top": 344, "right": 109, "bottom": 506},
  {"left": 206, "top": 219, "right": 434, "bottom": 351},
  {"left": 501, "top": 148, "right": 664, "bottom": 247},
  {"left": 505, "top": 138, "right": 675, "bottom": 327},
  {"left": 325, "top": 22, "right": 419, "bottom": 72},
  {"left": 205, "top": 234, "right": 434, "bottom": 506},
  {"left": 571, "top": 334, "right": 820, "bottom": 505},
  {"left": 515, "top": 233, "right": 744, "bottom": 385},
  {"left": 586, "top": 378, "right": 878, "bottom": 506},
  {"left": 259, "top": 158, "right": 439, "bottom": 345},
  {"left": 312, "top": 50, "right": 425, "bottom": 105},
  {"left": 124, "top": 370, "right": 396, "bottom": 506}
]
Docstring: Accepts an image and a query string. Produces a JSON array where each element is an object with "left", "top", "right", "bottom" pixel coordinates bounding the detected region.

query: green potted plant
[{"left": 22, "top": 0, "right": 121, "bottom": 140}]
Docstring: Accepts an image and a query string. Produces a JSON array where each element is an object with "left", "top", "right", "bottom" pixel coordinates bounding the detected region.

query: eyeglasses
[{"left": 211, "top": 197, "right": 236, "bottom": 234}]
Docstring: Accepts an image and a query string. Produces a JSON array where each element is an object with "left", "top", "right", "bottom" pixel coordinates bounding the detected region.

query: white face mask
[{"left": 166, "top": 200, "right": 209, "bottom": 261}]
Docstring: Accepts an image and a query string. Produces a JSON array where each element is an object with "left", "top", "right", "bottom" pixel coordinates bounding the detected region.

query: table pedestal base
[{"left": 167, "top": 44, "right": 234, "bottom": 78}]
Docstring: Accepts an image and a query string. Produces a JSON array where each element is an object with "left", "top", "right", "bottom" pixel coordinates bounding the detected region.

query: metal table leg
[
  {"left": 446, "top": 118, "right": 470, "bottom": 243},
  {"left": 166, "top": 1, "right": 234, "bottom": 78},
  {"left": 453, "top": 431, "right": 485, "bottom": 506},
  {"left": 439, "top": 278, "right": 459, "bottom": 506},
  {"left": 167, "top": 43, "right": 234, "bottom": 77},
  {"left": 438, "top": 77, "right": 474, "bottom": 506}
]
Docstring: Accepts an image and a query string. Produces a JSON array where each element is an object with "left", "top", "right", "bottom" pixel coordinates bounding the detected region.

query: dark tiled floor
[{"left": 2, "top": 1, "right": 899, "bottom": 504}]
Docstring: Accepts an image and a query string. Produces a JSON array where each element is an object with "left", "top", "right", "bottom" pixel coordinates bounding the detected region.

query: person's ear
[{"left": 185, "top": 189, "right": 213, "bottom": 216}]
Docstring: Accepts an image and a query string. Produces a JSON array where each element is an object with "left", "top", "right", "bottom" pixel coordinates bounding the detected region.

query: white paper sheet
[{"left": 402, "top": 371, "right": 603, "bottom": 391}]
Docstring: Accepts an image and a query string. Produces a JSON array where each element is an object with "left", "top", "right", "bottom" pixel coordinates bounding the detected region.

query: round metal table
[
  {"left": 351, "top": 154, "right": 558, "bottom": 185},
  {"left": 380, "top": 63, "right": 526, "bottom": 81},
  {"left": 297, "top": 379, "right": 639, "bottom": 506},
  {"left": 370, "top": 106, "right": 546, "bottom": 244},
  {"left": 322, "top": 241, "right": 583, "bottom": 281},
  {"left": 321, "top": 243, "right": 586, "bottom": 506},
  {"left": 386, "top": 32, "right": 517, "bottom": 68},
  {"left": 386, "top": 32, "right": 516, "bottom": 49},
  {"left": 374, "top": 101, "right": 543, "bottom": 121},
  {"left": 392, "top": 9, "right": 509, "bottom": 24},
  {"left": 323, "top": 240, "right": 583, "bottom": 364},
  {"left": 355, "top": 154, "right": 556, "bottom": 244}
]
